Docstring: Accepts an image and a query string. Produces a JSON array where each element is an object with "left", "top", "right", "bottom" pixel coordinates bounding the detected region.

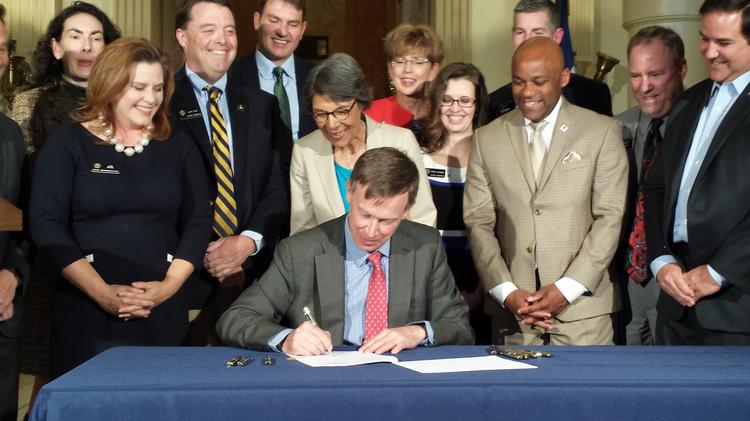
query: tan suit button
[
  {"left": 535, "top": 209, "right": 541, "bottom": 215},
  {"left": 526, "top": 247, "right": 533, "bottom": 254}
]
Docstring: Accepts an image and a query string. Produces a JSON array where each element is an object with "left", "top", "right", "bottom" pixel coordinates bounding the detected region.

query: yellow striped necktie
[{"left": 207, "top": 86, "right": 238, "bottom": 237}]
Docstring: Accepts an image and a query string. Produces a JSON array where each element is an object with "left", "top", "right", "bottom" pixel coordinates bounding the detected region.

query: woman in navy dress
[
  {"left": 420, "top": 62, "right": 490, "bottom": 343},
  {"left": 30, "top": 38, "right": 211, "bottom": 378}
]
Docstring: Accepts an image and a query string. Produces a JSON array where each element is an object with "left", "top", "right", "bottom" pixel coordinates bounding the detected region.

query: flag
[{"left": 556, "top": 0, "right": 574, "bottom": 69}]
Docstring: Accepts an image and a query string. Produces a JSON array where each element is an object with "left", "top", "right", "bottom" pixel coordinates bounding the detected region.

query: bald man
[{"left": 464, "top": 37, "right": 627, "bottom": 345}]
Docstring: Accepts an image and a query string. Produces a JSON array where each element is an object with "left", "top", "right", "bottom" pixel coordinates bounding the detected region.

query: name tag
[
  {"left": 90, "top": 162, "right": 120, "bottom": 175},
  {"left": 427, "top": 168, "right": 446, "bottom": 178},
  {"left": 177, "top": 109, "right": 202, "bottom": 120}
]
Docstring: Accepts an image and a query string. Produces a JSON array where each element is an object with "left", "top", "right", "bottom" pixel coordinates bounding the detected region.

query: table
[{"left": 30, "top": 345, "right": 750, "bottom": 421}]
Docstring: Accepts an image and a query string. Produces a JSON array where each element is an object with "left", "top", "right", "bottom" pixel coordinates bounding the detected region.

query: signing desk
[{"left": 30, "top": 346, "right": 750, "bottom": 421}]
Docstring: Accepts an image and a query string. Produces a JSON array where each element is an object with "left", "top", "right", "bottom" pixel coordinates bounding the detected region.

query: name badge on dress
[
  {"left": 90, "top": 162, "right": 120, "bottom": 175},
  {"left": 427, "top": 168, "right": 446, "bottom": 178}
]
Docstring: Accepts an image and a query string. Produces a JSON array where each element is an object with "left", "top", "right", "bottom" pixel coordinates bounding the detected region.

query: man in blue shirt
[
  {"left": 216, "top": 148, "right": 473, "bottom": 355},
  {"left": 644, "top": 0, "right": 750, "bottom": 345},
  {"left": 231, "top": 0, "right": 317, "bottom": 140},
  {"left": 171, "top": 0, "right": 292, "bottom": 345}
]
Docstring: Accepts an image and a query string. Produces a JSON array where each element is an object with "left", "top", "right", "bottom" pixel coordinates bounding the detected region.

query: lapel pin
[
  {"left": 236, "top": 104, "right": 245, "bottom": 112},
  {"left": 178, "top": 110, "right": 186, "bottom": 117},
  {"left": 560, "top": 124, "right": 569, "bottom": 132}
]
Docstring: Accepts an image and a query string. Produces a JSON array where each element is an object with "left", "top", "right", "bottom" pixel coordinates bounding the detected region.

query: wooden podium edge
[{"left": 0, "top": 198, "right": 22, "bottom": 231}]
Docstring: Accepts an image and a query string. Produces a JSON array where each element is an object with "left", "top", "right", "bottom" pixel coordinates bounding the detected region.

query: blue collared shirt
[
  {"left": 185, "top": 65, "right": 264, "bottom": 252},
  {"left": 651, "top": 70, "right": 750, "bottom": 286},
  {"left": 255, "top": 50, "right": 301, "bottom": 140},
  {"left": 268, "top": 216, "right": 435, "bottom": 350}
]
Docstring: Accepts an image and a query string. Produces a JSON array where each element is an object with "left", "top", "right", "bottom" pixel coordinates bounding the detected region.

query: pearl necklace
[{"left": 103, "top": 125, "right": 151, "bottom": 157}]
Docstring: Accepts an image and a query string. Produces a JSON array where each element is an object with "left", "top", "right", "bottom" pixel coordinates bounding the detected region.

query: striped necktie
[
  {"left": 207, "top": 86, "right": 238, "bottom": 237},
  {"left": 272, "top": 66, "right": 292, "bottom": 129}
]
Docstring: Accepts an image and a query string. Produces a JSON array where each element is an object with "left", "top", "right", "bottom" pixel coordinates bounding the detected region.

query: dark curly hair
[{"left": 32, "top": 1, "right": 121, "bottom": 88}]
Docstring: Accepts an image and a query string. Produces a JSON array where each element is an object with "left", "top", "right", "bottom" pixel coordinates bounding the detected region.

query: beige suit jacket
[
  {"left": 464, "top": 100, "right": 627, "bottom": 322},
  {"left": 290, "top": 115, "right": 437, "bottom": 234}
]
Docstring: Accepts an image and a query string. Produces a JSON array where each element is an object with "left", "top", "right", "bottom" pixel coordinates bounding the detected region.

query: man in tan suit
[{"left": 464, "top": 37, "right": 627, "bottom": 345}]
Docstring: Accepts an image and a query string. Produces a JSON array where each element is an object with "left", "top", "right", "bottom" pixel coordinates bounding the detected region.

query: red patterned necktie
[
  {"left": 364, "top": 251, "right": 388, "bottom": 341},
  {"left": 626, "top": 118, "right": 663, "bottom": 283}
]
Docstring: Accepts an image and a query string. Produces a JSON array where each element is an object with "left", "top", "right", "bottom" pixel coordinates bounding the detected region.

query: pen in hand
[{"left": 302, "top": 306, "right": 333, "bottom": 356}]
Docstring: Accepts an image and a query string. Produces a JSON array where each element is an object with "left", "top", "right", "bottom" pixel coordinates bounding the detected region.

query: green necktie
[{"left": 273, "top": 66, "right": 291, "bottom": 129}]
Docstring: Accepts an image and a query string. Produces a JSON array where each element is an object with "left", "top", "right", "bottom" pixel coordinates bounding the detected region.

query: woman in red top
[{"left": 365, "top": 24, "right": 443, "bottom": 140}]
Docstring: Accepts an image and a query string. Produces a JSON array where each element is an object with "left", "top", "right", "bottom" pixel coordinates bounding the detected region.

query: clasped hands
[
  {"left": 98, "top": 278, "right": 180, "bottom": 321},
  {"left": 656, "top": 263, "right": 720, "bottom": 307},
  {"left": 504, "top": 284, "right": 568, "bottom": 331},
  {"left": 204, "top": 235, "right": 256, "bottom": 287},
  {"left": 280, "top": 321, "right": 427, "bottom": 356}
]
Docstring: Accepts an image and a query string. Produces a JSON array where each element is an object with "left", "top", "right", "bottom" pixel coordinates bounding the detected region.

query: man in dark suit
[
  {"left": 0, "top": 8, "right": 30, "bottom": 419},
  {"left": 171, "top": 0, "right": 292, "bottom": 344},
  {"left": 615, "top": 26, "right": 686, "bottom": 345},
  {"left": 488, "top": 0, "right": 612, "bottom": 119},
  {"left": 230, "top": 0, "right": 316, "bottom": 140},
  {"left": 217, "top": 148, "right": 473, "bottom": 355},
  {"left": 645, "top": 0, "right": 750, "bottom": 345}
]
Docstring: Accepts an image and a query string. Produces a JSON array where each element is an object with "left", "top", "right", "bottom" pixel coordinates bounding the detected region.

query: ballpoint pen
[{"left": 302, "top": 306, "right": 332, "bottom": 356}]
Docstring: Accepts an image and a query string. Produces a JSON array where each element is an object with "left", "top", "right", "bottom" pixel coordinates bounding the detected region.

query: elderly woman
[
  {"left": 421, "top": 62, "right": 490, "bottom": 343},
  {"left": 30, "top": 38, "right": 211, "bottom": 378},
  {"left": 365, "top": 24, "right": 443, "bottom": 139},
  {"left": 290, "top": 53, "right": 436, "bottom": 235}
]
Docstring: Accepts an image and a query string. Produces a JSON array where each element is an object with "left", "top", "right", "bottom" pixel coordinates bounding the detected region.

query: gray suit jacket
[
  {"left": 0, "top": 113, "right": 29, "bottom": 337},
  {"left": 216, "top": 215, "right": 474, "bottom": 350}
]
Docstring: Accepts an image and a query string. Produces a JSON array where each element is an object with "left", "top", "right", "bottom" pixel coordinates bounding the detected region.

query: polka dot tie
[{"left": 364, "top": 251, "right": 388, "bottom": 341}]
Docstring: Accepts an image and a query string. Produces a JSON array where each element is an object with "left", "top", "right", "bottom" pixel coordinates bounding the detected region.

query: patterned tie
[
  {"left": 529, "top": 120, "right": 548, "bottom": 186},
  {"left": 207, "top": 86, "right": 239, "bottom": 237},
  {"left": 272, "top": 66, "right": 292, "bottom": 129},
  {"left": 364, "top": 251, "right": 388, "bottom": 341},
  {"left": 626, "top": 117, "right": 663, "bottom": 283}
]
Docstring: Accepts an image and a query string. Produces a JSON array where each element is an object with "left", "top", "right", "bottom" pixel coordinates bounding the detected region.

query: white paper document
[
  {"left": 291, "top": 351, "right": 398, "bottom": 367},
  {"left": 394, "top": 356, "right": 537, "bottom": 373}
]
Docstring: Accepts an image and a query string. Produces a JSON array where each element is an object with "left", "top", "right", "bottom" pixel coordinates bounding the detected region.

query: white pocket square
[{"left": 561, "top": 151, "right": 583, "bottom": 163}]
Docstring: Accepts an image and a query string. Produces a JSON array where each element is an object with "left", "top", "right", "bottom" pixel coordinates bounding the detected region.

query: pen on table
[{"left": 302, "top": 306, "right": 332, "bottom": 356}]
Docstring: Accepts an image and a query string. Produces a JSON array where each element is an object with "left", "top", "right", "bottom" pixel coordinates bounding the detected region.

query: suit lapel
[
  {"left": 538, "top": 100, "right": 576, "bottom": 190},
  {"left": 313, "top": 144, "right": 346, "bottom": 216},
  {"left": 226, "top": 80, "right": 250, "bottom": 201},
  {"left": 698, "top": 85, "right": 750, "bottom": 181},
  {"left": 173, "top": 68, "right": 212, "bottom": 166},
  {"left": 667, "top": 84, "right": 713, "bottom": 210},
  {"left": 507, "top": 111, "right": 536, "bottom": 193},
  {"left": 314, "top": 220, "right": 346, "bottom": 342},
  {"left": 387, "top": 227, "right": 414, "bottom": 329}
]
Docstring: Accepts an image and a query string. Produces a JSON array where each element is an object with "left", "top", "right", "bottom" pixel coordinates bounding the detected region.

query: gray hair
[
  {"left": 513, "top": 0, "right": 561, "bottom": 31},
  {"left": 305, "top": 53, "right": 373, "bottom": 109}
]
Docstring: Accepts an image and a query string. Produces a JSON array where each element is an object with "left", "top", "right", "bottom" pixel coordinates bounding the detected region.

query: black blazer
[
  {"left": 644, "top": 78, "right": 750, "bottom": 333},
  {"left": 230, "top": 52, "right": 317, "bottom": 138},
  {"left": 171, "top": 67, "right": 293, "bottom": 306},
  {"left": 488, "top": 73, "right": 613, "bottom": 119},
  {"left": 0, "top": 113, "right": 29, "bottom": 338}
]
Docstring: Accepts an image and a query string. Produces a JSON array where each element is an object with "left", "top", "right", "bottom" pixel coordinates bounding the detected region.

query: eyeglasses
[
  {"left": 390, "top": 57, "right": 431, "bottom": 66},
  {"left": 311, "top": 101, "right": 357, "bottom": 124},
  {"left": 441, "top": 96, "right": 476, "bottom": 108}
]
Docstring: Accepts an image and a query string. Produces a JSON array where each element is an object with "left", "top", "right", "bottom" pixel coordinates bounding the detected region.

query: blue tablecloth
[{"left": 30, "top": 345, "right": 750, "bottom": 421}]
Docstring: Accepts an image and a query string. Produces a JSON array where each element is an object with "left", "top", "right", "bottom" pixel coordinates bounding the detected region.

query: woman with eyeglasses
[
  {"left": 289, "top": 53, "right": 436, "bottom": 235},
  {"left": 365, "top": 24, "right": 443, "bottom": 141},
  {"left": 421, "top": 62, "right": 490, "bottom": 343}
]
